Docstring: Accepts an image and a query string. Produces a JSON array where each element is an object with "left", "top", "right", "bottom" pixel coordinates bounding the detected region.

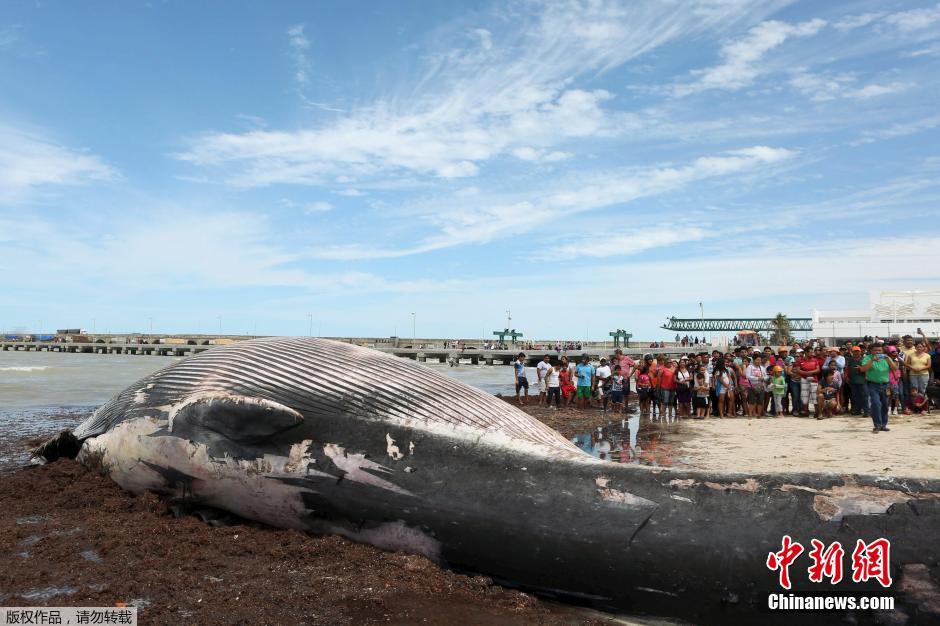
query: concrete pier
[{"left": 0, "top": 340, "right": 704, "bottom": 365}]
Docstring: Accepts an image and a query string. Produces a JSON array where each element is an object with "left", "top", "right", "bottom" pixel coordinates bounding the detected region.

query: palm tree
[{"left": 769, "top": 313, "right": 792, "bottom": 346}]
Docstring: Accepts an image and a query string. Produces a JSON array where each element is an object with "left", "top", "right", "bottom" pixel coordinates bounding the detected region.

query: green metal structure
[
  {"left": 609, "top": 329, "right": 633, "bottom": 347},
  {"left": 661, "top": 317, "right": 813, "bottom": 332}
]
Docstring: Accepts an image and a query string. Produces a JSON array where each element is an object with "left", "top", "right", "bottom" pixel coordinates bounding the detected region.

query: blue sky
[{"left": 1, "top": 0, "right": 939, "bottom": 340}]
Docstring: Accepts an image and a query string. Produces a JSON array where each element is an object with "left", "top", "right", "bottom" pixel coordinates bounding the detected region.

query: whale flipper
[{"left": 167, "top": 395, "right": 304, "bottom": 446}]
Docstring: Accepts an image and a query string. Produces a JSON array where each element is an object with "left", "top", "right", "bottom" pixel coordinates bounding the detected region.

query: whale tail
[{"left": 31, "top": 430, "right": 81, "bottom": 463}]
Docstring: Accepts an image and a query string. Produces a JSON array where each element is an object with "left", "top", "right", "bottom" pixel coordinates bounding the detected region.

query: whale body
[{"left": 52, "top": 338, "right": 940, "bottom": 624}]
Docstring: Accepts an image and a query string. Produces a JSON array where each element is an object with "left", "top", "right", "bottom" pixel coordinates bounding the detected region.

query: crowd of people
[{"left": 513, "top": 330, "right": 938, "bottom": 433}]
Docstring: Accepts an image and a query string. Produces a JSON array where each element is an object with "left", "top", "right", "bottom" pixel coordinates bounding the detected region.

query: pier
[{"left": 0, "top": 339, "right": 702, "bottom": 366}]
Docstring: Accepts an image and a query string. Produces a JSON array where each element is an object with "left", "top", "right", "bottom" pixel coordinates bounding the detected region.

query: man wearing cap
[
  {"left": 845, "top": 346, "right": 869, "bottom": 416},
  {"left": 860, "top": 343, "right": 897, "bottom": 432}
]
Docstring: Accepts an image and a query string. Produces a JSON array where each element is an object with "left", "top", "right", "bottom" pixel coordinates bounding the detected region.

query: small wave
[{"left": 0, "top": 366, "right": 51, "bottom": 372}]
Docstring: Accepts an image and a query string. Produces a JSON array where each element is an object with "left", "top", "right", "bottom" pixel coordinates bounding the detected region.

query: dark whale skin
[{"left": 64, "top": 338, "right": 940, "bottom": 625}]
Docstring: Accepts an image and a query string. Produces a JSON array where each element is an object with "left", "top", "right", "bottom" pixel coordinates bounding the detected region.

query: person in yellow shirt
[{"left": 906, "top": 341, "right": 932, "bottom": 396}]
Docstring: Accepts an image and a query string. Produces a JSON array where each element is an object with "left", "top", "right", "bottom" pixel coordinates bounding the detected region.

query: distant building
[{"left": 812, "top": 290, "right": 940, "bottom": 341}]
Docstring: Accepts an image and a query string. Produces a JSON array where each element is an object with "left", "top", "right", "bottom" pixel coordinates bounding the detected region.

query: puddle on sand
[{"left": 571, "top": 412, "right": 690, "bottom": 467}]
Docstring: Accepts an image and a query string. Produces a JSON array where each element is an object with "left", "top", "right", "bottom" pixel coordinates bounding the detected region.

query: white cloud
[
  {"left": 551, "top": 226, "right": 710, "bottom": 259},
  {"left": 287, "top": 23, "right": 311, "bottom": 86},
  {"left": 0, "top": 211, "right": 451, "bottom": 295},
  {"left": 907, "top": 44, "right": 940, "bottom": 57},
  {"left": 305, "top": 201, "right": 333, "bottom": 213},
  {"left": 335, "top": 188, "right": 365, "bottom": 197},
  {"left": 511, "top": 146, "right": 571, "bottom": 162},
  {"left": 884, "top": 4, "right": 940, "bottom": 31},
  {"left": 526, "top": 236, "right": 940, "bottom": 307},
  {"left": 672, "top": 18, "right": 827, "bottom": 97},
  {"left": 833, "top": 13, "right": 885, "bottom": 32},
  {"left": 789, "top": 70, "right": 908, "bottom": 101},
  {"left": 847, "top": 82, "right": 909, "bottom": 99},
  {"left": 854, "top": 114, "right": 940, "bottom": 145},
  {"left": 0, "top": 125, "right": 116, "bottom": 202},
  {"left": 180, "top": 1, "right": 790, "bottom": 187},
  {"left": 308, "top": 145, "right": 796, "bottom": 260},
  {"left": 0, "top": 25, "right": 21, "bottom": 47}
]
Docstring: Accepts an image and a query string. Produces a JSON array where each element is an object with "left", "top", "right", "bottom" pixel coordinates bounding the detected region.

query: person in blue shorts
[{"left": 575, "top": 353, "right": 595, "bottom": 410}]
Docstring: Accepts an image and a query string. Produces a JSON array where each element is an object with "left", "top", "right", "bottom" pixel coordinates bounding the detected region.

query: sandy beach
[{"left": 672, "top": 413, "right": 940, "bottom": 478}]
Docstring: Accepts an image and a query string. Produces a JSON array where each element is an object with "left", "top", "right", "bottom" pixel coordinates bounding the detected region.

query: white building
[{"left": 812, "top": 290, "right": 940, "bottom": 342}]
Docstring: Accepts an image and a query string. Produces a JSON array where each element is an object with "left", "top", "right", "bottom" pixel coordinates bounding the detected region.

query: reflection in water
[{"left": 572, "top": 412, "right": 678, "bottom": 467}]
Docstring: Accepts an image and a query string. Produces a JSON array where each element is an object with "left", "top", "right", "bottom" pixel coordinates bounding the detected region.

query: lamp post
[
  {"left": 308, "top": 314, "right": 313, "bottom": 337},
  {"left": 148, "top": 317, "right": 153, "bottom": 336},
  {"left": 217, "top": 315, "right": 222, "bottom": 335},
  {"left": 411, "top": 312, "right": 416, "bottom": 344}
]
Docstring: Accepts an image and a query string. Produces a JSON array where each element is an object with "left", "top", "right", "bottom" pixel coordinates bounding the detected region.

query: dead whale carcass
[{"left": 39, "top": 338, "right": 940, "bottom": 623}]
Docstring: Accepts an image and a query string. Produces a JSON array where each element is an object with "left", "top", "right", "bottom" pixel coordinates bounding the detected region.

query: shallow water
[{"left": 571, "top": 414, "right": 687, "bottom": 468}]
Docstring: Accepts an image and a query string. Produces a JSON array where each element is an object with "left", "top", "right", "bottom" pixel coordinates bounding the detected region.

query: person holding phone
[{"left": 859, "top": 344, "right": 897, "bottom": 433}]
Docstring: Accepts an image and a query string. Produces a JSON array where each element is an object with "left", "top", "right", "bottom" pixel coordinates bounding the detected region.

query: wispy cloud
[
  {"left": 883, "top": 3, "right": 940, "bottom": 32},
  {"left": 178, "top": 0, "right": 790, "bottom": 187},
  {"left": 304, "top": 201, "right": 333, "bottom": 213},
  {"left": 0, "top": 124, "right": 117, "bottom": 203},
  {"left": 854, "top": 114, "right": 940, "bottom": 145},
  {"left": 788, "top": 70, "right": 909, "bottom": 101},
  {"left": 0, "top": 210, "right": 453, "bottom": 296},
  {"left": 286, "top": 23, "right": 311, "bottom": 86},
  {"left": 549, "top": 226, "right": 710, "bottom": 259},
  {"left": 671, "top": 18, "right": 826, "bottom": 97},
  {"left": 307, "top": 145, "right": 797, "bottom": 260},
  {"left": 833, "top": 12, "right": 885, "bottom": 32},
  {"left": 0, "top": 24, "right": 21, "bottom": 47}
]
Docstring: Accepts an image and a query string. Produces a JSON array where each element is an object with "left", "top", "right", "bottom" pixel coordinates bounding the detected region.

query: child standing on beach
[
  {"left": 771, "top": 366, "right": 787, "bottom": 416},
  {"left": 610, "top": 365, "right": 625, "bottom": 414}
]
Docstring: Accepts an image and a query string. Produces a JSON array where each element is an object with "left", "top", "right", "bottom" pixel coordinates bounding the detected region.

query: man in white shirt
[
  {"left": 594, "top": 358, "right": 612, "bottom": 409},
  {"left": 536, "top": 355, "right": 552, "bottom": 406}
]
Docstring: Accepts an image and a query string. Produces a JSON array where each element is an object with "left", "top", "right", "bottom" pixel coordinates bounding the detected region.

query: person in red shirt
[
  {"left": 798, "top": 351, "right": 822, "bottom": 418},
  {"left": 659, "top": 360, "right": 678, "bottom": 422}
]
